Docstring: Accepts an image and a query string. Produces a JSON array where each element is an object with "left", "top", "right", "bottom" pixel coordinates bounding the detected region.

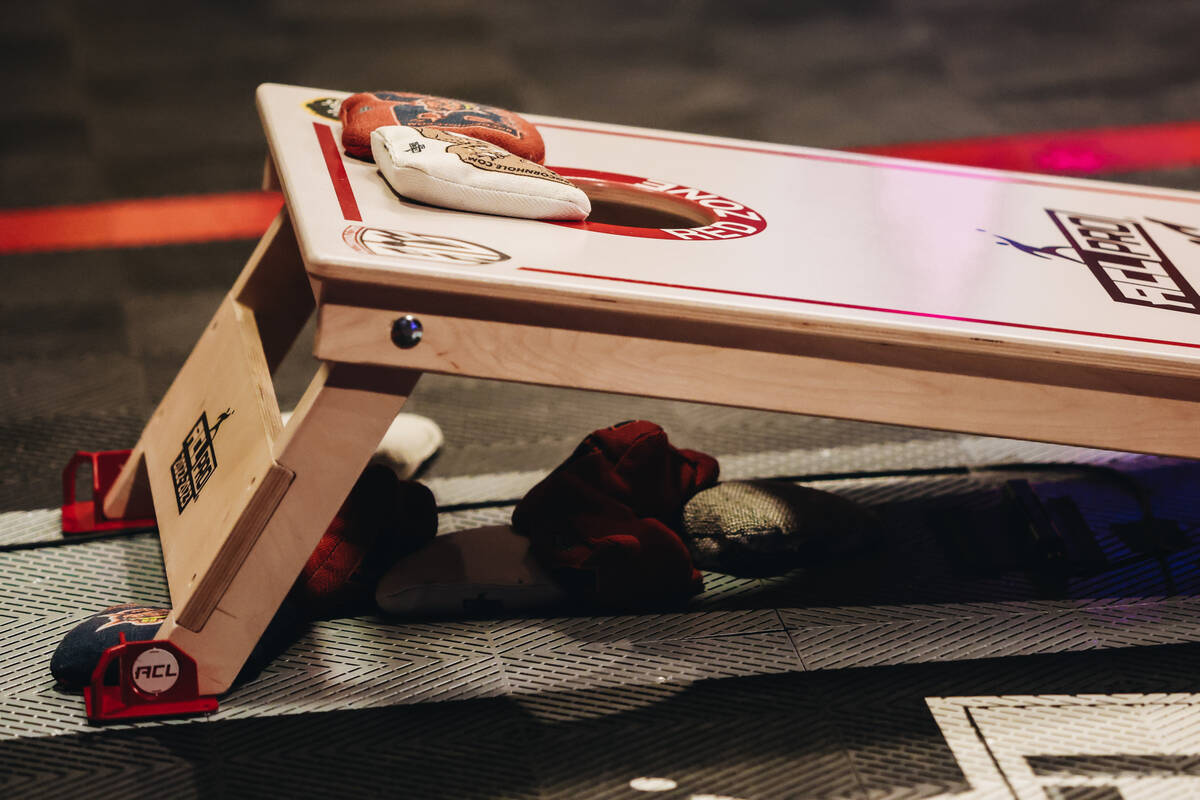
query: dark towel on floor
[{"left": 512, "top": 420, "right": 719, "bottom": 609}]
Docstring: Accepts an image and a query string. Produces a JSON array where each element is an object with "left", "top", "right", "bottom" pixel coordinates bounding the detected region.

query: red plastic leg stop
[
  {"left": 61, "top": 450, "right": 157, "bottom": 535},
  {"left": 84, "top": 636, "right": 218, "bottom": 722}
]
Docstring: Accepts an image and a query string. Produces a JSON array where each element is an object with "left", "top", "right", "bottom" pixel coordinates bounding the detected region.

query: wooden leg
[
  {"left": 103, "top": 209, "right": 310, "bottom": 521},
  {"left": 96, "top": 208, "right": 400, "bottom": 694},
  {"left": 262, "top": 155, "right": 281, "bottom": 192},
  {"left": 159, "top": 362, "right": 421, "bottom": 695},
  {"left": 99, "top": 444, "right": 154, "bottom": 520}
]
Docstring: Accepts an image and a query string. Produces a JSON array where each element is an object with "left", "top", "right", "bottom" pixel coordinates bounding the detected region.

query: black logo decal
[
  {"left": 986, "top": 211, "right": 1200, "bottom": 315},
  {"left": 170, "top": 408, "right": 233, "bottom": 514},
  {"left": 1147, "top": 216, "right": 1200, "bottom": 246},
  {"left": 305, "top": 97, "right": 341, "bottom": 121},
  {"left": 1046, "top": 210, "right": 1200, "bottom": 314}
]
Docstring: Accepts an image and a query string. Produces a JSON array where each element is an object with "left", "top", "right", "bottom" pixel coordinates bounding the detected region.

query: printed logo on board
[
  {"left": 130, "top": 647, "right": 180, "bottom": 695},
  {"left": 342, "top": 226, "right": 509, "bottom": 265},
  {"left": 305, "top": 97, "right": 342, "bottom": 121},
  {"left": 985, "top": 211, "right": 1200, "bottom": 315},
  {"left": 170, "top": 408, "right": 234, "bottom": 514}
]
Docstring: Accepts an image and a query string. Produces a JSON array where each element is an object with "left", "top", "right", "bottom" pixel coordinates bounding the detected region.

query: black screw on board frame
[{"left": 391, "top": 315, "right": 423, "bottom": 349}]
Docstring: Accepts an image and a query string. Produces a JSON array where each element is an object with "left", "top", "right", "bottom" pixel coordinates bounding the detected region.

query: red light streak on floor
[{"left": 0, "top": 191, "right": 284, "bottom": 254}]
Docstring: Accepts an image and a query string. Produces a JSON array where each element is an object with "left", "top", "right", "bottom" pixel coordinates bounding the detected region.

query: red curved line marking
[{"left": 517, "top": 266, "right": 1200, "bottom": 351}]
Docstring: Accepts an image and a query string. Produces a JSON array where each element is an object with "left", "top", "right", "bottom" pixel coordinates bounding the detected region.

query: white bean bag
[{"left": 370, "top": 124, "right": 590, "bottom": 220}]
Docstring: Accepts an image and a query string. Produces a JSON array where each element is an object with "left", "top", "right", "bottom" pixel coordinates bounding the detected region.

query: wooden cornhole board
[{"left": 104, "top": 83, "right": 1200, "bottom": 696}]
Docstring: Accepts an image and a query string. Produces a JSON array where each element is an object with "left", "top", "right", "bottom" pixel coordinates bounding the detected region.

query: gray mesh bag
[{"left": 681, "top": 480, "right": 880, "bottom": 577}]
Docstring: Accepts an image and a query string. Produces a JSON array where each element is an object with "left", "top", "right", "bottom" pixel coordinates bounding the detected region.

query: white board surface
[{"left": 258, "top": 83, "right": 1200, "bottom": 368}]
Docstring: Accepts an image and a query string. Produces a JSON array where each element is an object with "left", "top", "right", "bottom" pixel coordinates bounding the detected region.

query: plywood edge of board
[
  {"left": 308, "top": 270, "right": 1200, "bottom": 382},
  {"left": 314, "top": 302, "right": 1200, "bottom": 460}
]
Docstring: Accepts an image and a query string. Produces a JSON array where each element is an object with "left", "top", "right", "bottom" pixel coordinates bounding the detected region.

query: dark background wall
[{"left": 6, "top": 0, "right": 1200, "bottom": 208}]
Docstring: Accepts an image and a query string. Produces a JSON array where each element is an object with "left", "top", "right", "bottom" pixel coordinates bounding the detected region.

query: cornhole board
[{"left": 103, "top": 83, "right": 1200, "bottom": 698}]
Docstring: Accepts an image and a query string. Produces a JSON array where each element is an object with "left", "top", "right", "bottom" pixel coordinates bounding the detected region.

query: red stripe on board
[
  {"left": 854, "top": 121, "right": 1200, "bottom": 176},
  {"left": 537, "top": 122, "right": 1200, "bottom": 205},
  {"left": 313, "top": 122, "right": 361, "bottom": 221},
  {"left": 0, "top": 191, "right": 283, "bottom": 254},
  {"left": 518, "top": 266, "right": 1200, "bottom": 351}
]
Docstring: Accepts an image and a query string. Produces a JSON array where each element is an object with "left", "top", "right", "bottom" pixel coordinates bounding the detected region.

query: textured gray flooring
[
  {"left": 3, "top": 445, "right": 1199, "bottom": 798},
  {"left": 4, "top": 1, "right": 1200, "bottom": 798}
]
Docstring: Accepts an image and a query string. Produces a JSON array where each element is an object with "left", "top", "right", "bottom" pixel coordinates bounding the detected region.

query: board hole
[{"left": 571, "top": 179, "right": 717, "bottom": 229}]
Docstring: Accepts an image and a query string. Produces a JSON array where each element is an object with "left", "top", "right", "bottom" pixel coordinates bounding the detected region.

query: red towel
[
  {"left": 512, "top": 421, "right": 719, "bottom": 609},
  {"left": 295, "top": 465, "right": 437, "bottom": 616}
]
